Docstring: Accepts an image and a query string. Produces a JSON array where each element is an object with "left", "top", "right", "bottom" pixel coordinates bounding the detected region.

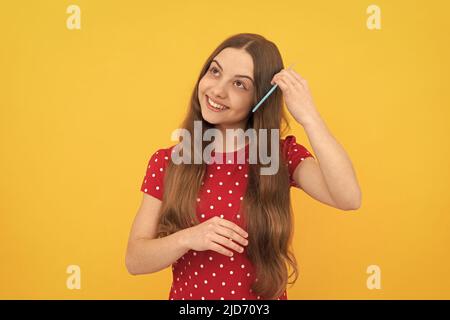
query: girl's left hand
[{"left": 271, "top": 68, "right": 320, "bottom": 127}]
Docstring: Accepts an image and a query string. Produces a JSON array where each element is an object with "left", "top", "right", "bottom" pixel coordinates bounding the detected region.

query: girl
[{"left": 126, "top": 33, "right": 361, "bottom": 300}]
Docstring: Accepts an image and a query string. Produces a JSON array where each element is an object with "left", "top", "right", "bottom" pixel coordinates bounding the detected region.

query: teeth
[{"left": 208, "top": 96, "right": 227, "bottom": 110}]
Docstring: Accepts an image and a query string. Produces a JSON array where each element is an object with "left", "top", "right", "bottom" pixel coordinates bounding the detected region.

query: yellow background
[{"left": 1, "top": 0, "right": 449, "bottom": 299}]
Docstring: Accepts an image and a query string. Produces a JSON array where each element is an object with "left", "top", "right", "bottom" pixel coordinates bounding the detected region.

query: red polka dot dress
[{"left": 140, "top": 135, "right": 314, "bottom": 300}]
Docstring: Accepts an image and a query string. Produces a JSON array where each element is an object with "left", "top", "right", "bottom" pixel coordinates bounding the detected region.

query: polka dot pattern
[
  {"left": 282, "top": 135, "right": 315, "bottom": 188},
  {"left": 140, "top": 135, "right": 314, "bottom": 300},
  {"left": 140, "top": 149, "right": 169, "bottom": 200}
]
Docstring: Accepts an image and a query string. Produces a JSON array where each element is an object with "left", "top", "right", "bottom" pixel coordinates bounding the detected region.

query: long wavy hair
[{"left": 156, "top": 33, "right": 298, "bottom": 299}]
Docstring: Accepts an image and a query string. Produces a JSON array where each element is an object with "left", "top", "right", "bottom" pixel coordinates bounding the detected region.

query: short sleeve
[
  {"left": 140, "top": 148, "right": 171, "bottom": 200},
  {"left": 282, "top": 135, "right": 315, "bottom": 188}
]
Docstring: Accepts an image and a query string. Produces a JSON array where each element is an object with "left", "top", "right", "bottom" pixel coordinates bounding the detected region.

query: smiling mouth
[{"left": 206, "top": 95, "right": 229, "bottom": 112}]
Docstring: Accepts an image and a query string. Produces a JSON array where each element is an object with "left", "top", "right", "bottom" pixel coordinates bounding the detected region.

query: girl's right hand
[{"left": 181, "top": 216, "right": 249, "bottom": 257}]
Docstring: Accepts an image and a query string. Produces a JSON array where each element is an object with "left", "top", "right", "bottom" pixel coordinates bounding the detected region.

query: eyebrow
[{"left": 211, "top": 59, "right": 254, "bottom": 85}]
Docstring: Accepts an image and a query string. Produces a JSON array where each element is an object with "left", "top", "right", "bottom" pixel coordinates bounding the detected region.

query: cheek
[
  {"left": 199, "top": 75, "right": 214, "bottom": 89},
  {"left": 235, "top": 94, "right": 254, "bottom": 111},
  {"left": 198, "top": 78, "right": 206, "bottom": 93},
  {"left": 226, "top": 96, "right": 252, "bottom": 118}
]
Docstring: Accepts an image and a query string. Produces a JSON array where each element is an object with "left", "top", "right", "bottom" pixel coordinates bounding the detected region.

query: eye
[
  {"left": 208, "top": 66, "right": 247, "bottom": 90},
  {"left": 209, "top": 66, "right": 220, "bottom": 76},
  {"left": 235, "top": 80, "right": 247, "bottom": 90}
]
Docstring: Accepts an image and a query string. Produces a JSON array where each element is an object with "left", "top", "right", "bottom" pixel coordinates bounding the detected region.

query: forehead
[{"left": 213, "top": 47, "right": 254, "bottom": 76}]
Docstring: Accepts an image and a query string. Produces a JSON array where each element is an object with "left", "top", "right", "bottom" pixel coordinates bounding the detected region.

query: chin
[{"left": 201, "top": 109, "right": 222, "bottom": 125}]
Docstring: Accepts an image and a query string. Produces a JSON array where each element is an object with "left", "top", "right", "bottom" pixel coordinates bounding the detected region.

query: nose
[{"left": 209, "top": 82, "right": 227, "bottom": 100}]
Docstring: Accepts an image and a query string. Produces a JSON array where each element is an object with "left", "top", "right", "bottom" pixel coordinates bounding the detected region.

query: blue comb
[{"left": 251, "top": 63, "right": 296, "bottom": 113}]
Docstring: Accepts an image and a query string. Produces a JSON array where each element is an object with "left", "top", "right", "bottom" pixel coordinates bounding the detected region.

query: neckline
[{"left": 212, "top": 142, "right": 250, "bottom": 155}]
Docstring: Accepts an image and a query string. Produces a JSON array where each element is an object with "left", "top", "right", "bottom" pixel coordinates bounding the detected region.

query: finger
[
  {"left": 280, "top": 70, "right": 300, "bottom": 87},
  {"left": 217, "top": 218, "right": 248, "bottom": 238},
  {"left": 209, "top": 241, "right": 234, "bottom": 257},
  {"left": 289, "top": 69, "right": 308, "bottom": 88},
  {"left": 288, "top": 69, "right": 302, "bottom": 82},
  {"left": 211, "top": 233, "right": 245, "bottom": 253},
  {"left": 273, "top": 72, "right": 295, "bottom": 90},
  {"left": 271, "top": 70, "right": 284, "bottom": 85},
  {"left": 274, "top": 77, "right": 290, "bottom": 92},
  {"left": 270, "top": 73, "right": 279, "bottom": 85},
  {"left": 215, "top": 225, "right": 249, "bottom": 247}
]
